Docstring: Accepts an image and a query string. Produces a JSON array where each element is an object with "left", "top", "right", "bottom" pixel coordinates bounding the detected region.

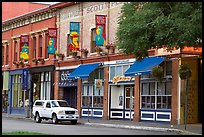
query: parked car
[{"left": 32, "top": 100, "right": 79, "bottom": 125}]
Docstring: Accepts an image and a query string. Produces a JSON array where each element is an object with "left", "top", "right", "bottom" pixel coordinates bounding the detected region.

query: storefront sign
[{"left": 112, "top": 76, "right": 134, "bottom": 84}]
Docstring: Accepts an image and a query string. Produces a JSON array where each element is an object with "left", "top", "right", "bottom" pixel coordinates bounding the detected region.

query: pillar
[
  {"left": 133, "top": 76, "right": 140, "bottom": 122},
  {"left": 103, "top": 66, "right": 109, "bottom": 120}
]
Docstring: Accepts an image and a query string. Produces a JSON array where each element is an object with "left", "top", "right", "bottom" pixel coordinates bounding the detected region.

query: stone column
[{"left": 54, "top": 70, "right": 59, "bottom": 100}]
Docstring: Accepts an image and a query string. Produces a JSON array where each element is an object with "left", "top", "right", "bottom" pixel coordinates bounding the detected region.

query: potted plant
[
  {"left": 151, "top": 66, "right": 163, "bottom": 82},
  {"left": 95, "top": 46, "right": 102, "bottom": 55},
  {"left": 71, "top": 50, "right": 78, "bottom": 58},
  {"left": 56, "top": 53, "right": 65, "bottom": 60},
  {"left": 81, "top": 48, "right": 89, "bottom": 58},
  {"left": 38, "top": 58, "right": 45, "bottom": 64},
  {"left": 32, "top": 58, "right": 38, "bottom": 64},
  {"left": 179, "top": 63, "right": 192, "bottom": 80},
  {"left": 19, "top": 60, "right": 25, "bottom": 67},
  {"left": 13, "top": 61, "right": 19, "bottom": 67}
]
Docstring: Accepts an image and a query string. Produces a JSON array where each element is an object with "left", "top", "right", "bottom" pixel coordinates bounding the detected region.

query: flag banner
[
  {"left": 22, "top": 69, "right": 28, "bottom": 90},
  {"left": 95, "top": 15, "right": 106, "bottom": 46},
  {"left": 48, "top": 28, "right": 57, "bottom": 54},
  {"left": 68, "top": 22, "right": 80, "bottom": 51},
  {"left": 20, "top": 35, "right": 29, "bottom": 60}
]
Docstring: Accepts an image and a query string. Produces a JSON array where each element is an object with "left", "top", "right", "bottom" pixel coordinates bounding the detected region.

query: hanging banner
[
  {"left": 95, "top": 15, "right": 106, "bottom": 46},
  {"left": 22, "top": 69, "right": 28, "bottom": 90},
  {"left": 68, "top": 22, "right": 80, "bottom": 52},
  {"left": 20, "top": 35, "right": 29, "bottom": 60},
  {"left": 48, "top": 28, "right": 57, "bottom": 54}
]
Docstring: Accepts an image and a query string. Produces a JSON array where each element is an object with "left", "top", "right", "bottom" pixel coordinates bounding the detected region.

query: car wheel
[
  {"left": 71, "top": 120, "right": 77, "bottom": 125},
  {"left": 52, "top": 113, "right": 58, "bottom": 124},
  {"left": 35, "top": 112, "right": 41, "bottom": 123}
]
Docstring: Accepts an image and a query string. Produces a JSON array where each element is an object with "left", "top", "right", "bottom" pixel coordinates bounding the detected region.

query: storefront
[
  {"left": 29, "top": 65, "right": 55, "bottom": 107},
  {"left": 67, "top": 62, "right": 104, "bottom": 118},
  {"left": 8, "top": 69, "right": 29, "bottom": 115},
  {"left": 2, "top": 71, "right": 9, "bottom": 113},
  {"left": 105, "top": 59, "right": 135, "bottom": 120},
  {"left": 59, "top": 69, "right": 78, "bottom": 108}
]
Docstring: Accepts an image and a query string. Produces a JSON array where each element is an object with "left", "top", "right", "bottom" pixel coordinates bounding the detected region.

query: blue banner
[{"left": 22, "top": 69, "right": 28, "bottom": 90}]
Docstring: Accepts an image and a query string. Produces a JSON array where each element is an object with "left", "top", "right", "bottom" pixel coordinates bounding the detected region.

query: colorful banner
[
  {"left": 68, "top": 22, "right": 80, "bottom": 51},
  {"left": 22, "top": 69, "right": 28, "bottom": 90},
  {"left": 20, "top": 35, "right": 29, "bottom": 60},
  {"left": 95, "top": 79, "right": 102, "bottom": 91},
  {"left": 48, "top": 28, "right": 57, "bottom": 54},
  {"left": 95, "top": 15, "right": 106, "bottom": 46}
]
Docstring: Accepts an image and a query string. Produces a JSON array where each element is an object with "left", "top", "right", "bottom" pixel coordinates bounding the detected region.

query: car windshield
[{"left": 51, "top": 101, "right": 69, "bottom": 107}]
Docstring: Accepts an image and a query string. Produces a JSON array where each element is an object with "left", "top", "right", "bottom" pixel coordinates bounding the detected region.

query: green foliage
[
  {"left": 2, "top": 131, "right": 49, "bottom": 135},
  {"left": 179, "top": 63, "right": 192, "bottom": 80},
  {"left": 151, "top": 66, "right": 163, "bottom": 82},
  {"left": 116, "top": 2, "right": 202, "bottom": 60}
]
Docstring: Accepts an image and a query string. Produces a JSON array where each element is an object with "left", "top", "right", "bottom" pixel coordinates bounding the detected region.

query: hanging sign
[
  {"left": 95, "top": 15, "right": 106, "bottom": 46},
  {"left": 48, "top": 28, "right": 57, "bottom": 54},
  {"left": 20, "top": 35, "right": 29, "bottom": 60}
]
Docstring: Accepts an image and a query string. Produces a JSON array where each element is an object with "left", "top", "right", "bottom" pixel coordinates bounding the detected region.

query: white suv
[{"left": 32, "top": 100, "right": 79, "bottom": 125}]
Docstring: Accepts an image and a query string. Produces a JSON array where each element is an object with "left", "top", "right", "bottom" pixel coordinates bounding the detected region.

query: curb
[{"left": 82, "top": 122, "right": 202, "bottom": 135}]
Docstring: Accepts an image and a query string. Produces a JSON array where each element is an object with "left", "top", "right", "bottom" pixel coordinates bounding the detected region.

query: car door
[{"left": 44, "top": 101, "right": 53, "bottom": 118}]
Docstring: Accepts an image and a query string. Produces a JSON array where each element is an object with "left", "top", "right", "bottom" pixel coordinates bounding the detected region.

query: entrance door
[
  {"left": 64, "top": 87, "right": 77, "bottom": 108},
  {"left": 125, "top": 86, "right": 134, "bottom": 120}
]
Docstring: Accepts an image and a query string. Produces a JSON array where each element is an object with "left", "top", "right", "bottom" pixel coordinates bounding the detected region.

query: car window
[
  {"left": 58, "top": 101, "right": 69, "bottom": 107},
  {"left": 51, "top": 101, "right": 60, "bottom": 107},
  {"left": 46, "top": 102, "right": 51, "bottom": 108},
  {"left": 34, "top": 101, "right": 44, "bottom": 106}
]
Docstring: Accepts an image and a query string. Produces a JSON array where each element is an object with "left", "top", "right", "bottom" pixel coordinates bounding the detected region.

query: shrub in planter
[{"left": 152, "top": 66, "right": 163, "bottom": 82}]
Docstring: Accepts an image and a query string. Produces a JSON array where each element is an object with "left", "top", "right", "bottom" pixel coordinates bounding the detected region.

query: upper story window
[
  {"left": 45, "top": 34, "right": 49, "bottom": 59},
  {"left": 91, "top": 28, "right": 96, "bottom": 53},
  {"left": 2, "top": 45, "right": 4, "bottom": 66},
  {"left": 14, "top": 41, "right": 18, "bottom": 62},
  {"left": 33, "top": 37, "right": 37, "bottom": 59},
  {"left": 67, "top": 34, "right": 71, "bottom": 56},
  {"left": 109, "top": 64, "right": 131, "bottom": 81},
  {"left": 39, "top": 35, "right": 42, "bottom": 58}
]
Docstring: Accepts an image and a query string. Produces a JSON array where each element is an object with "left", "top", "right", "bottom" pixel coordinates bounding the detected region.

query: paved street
[{"left": 2, "top": 117, "right": 180, "bottom": 135}]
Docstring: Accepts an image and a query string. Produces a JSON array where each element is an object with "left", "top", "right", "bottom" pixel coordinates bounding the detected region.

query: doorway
[{"left": 63, "top": 87, "right": 77, "bottom": 108}]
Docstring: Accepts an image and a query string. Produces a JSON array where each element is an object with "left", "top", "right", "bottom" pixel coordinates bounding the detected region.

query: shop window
[
  {"left": 91, "top": 28, "right": 96, "bottom": 53},
  {"left": 141, "top": 81, "right": 172, "bottom": 109},
  {"left": 82, "top": 84, "right": 104, "bottom": 108},
  {"left": 12, "top": 74, "right": 28, "bottom": 108},
  {"left": 33, "top": 37, "right": 37, "bottom": 59},
  {"left": 109, "top": 64, "right": 131, "bottom": 81},
  {"left": 40, "top": 72, "right": 51, "bottom": 100},
  {"left": 39, "top": 35, "right": 42, "bottom": 58}
]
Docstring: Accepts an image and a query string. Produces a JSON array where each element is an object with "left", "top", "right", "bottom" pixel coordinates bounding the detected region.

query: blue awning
[
  {"left": 124, "top": 56, "right": 165, "bottom": 76},
  {"left": 67, "top": 63, "right": 102, "bottom": 79}
]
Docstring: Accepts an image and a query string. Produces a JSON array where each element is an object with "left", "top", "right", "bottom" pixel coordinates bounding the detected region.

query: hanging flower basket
[
  {"left": 179, "top": 63, "right": 192, "bottom": 80},
  {"left": 56, "top": 53, "right": 65, "bottom": 60},
  {"left": 71, "top": 51, "right": 78, "bottom": 58},
  {"left": 13, "top": 61, "right": 19, "bottom": 67},
  {"left": 152, "top": 66, "right": 163, "bottom": 82},
  {"left": 19, "top": 60, "right": 25, "bottom": 67},
  {"left": 81, "top": 48, "right": 89, "bottom": 58}
]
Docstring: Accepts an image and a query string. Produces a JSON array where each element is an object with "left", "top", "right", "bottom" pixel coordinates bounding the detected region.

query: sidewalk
[{"left": 2, "top": 113, "right": 202, "bottom": 135}]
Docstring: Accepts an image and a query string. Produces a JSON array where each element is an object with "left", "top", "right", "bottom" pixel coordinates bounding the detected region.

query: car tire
[
  {"left": 35, "top": 112, "right": 42, "bottom": 123},
  {"left": 52, "top": 113, "right": 58, "bottom": 124},
  {"left": 71, "top": 120, "right": 77, "bottom": 125}
]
